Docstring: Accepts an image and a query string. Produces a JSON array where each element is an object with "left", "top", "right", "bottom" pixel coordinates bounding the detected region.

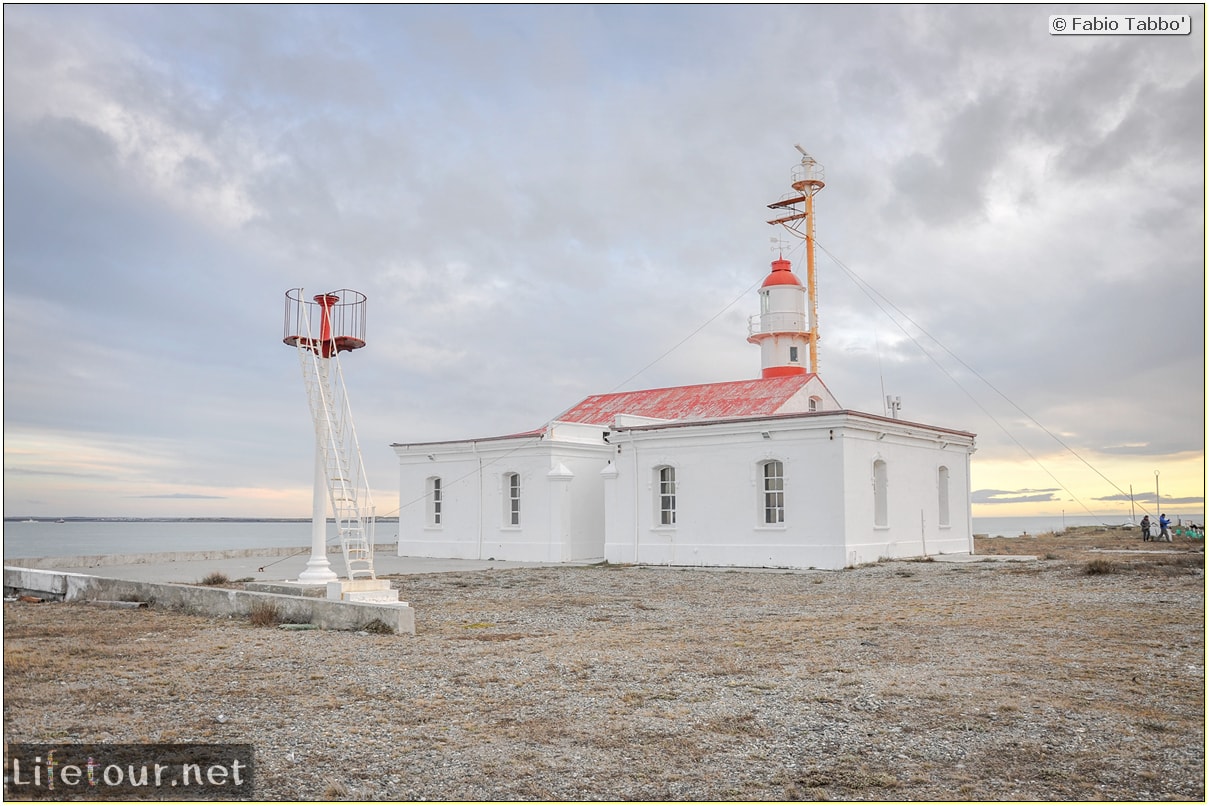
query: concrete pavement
[
  {"left": 4, "top": 545, "right": 1033, "bottom": 587},
  {"left": 4, "top": 546, "right": 594, "bottom": 585}
]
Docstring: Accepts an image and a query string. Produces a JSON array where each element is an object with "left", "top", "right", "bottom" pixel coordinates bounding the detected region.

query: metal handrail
[{"left": 748, "top": 311, "right": 807, "bottom": 336}]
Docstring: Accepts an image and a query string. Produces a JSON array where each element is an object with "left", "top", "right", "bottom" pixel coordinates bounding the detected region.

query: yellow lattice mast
[{"left": 766, "top": 145, "right": 825, "bottom": 373}]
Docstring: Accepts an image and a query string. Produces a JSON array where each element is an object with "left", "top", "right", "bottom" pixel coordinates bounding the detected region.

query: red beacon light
[{"left": 283, "top": 289, "right": 367, "bottom": 358}]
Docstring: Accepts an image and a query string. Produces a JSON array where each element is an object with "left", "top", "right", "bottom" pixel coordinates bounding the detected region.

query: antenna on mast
[{"left": 766, "top": 146, "right": 825, "bottom": 373}]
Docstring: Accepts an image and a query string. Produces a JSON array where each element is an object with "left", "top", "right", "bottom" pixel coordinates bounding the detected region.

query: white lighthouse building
[{"left": 392, "top": 154, "right": 976, "bottom": 570}]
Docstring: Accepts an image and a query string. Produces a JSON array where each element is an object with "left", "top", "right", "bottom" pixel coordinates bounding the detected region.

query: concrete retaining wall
[{"left": 3, "top": 566, "right": 415, "bottom": 635}]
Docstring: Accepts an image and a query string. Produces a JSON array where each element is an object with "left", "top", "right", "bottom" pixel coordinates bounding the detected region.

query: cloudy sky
[{"left": 4, "top": 5, "right": 1204, "bottom": 522}]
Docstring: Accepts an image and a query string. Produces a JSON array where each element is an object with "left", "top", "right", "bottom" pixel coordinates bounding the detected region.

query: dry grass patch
[
  {"left": 789, "top": 754, "right": 901, "bottom": 794},
  {"left": 451, "top": 632, "right": 536, "bottom": 642},
  {"left": 248, "top": 600, "right": 283, "bottom": 627}
]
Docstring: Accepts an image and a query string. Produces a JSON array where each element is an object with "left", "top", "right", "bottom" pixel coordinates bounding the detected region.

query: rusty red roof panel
[{"left": 555, "top": 375, "right": 815, "bottom": 426}]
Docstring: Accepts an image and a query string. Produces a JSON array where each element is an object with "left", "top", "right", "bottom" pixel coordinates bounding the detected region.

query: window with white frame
[
  {"left": 505, "top": 472, "right": 521, "bottom": 526},
  {"left": 873, "top": 460, "right": 888, "bottom": 527},
  {"left": 938, "top": 466, "right": 951, "bottom": 527},
  {"left": 427, "top": 476, "right": 443, "bottom": 526},
  {"left": 762, "top": 460, "right": 785, "bottom": 524},
  {"left": 789, "top": 346, "right": 799, "bottom": 363},
  {"left": 808, "top": 395, "right": 820, "bottom": 412},
  {"left": 656, "top": 465, "right": 677, "bottom": 526}
]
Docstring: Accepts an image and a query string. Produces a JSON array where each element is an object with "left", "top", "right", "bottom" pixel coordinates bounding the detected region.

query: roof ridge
[
  {"left": 577, "top": 373, "right": 812, "bottom": 400},
  {"left": 555, "top": 375, "right": 819, "bottom": 426}
]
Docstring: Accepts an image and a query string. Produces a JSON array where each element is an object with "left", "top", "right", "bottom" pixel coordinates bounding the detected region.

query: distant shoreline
[
  {"left": 8, "top": 514, "right": 1197, "bottom": 525},
  {"left": 4, "top": 516, "right": 400, "bottom": 523}
]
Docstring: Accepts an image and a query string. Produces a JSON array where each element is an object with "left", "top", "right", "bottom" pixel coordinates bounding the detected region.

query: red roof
[
  {"left": 554, "top": 375, "right": 817, "bottom": 426},
  {"left": 762, "top": 257, "right": 803, "bottom": 288}
]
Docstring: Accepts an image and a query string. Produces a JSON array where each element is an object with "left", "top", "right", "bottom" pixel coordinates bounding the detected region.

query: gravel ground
[{"left": 4, "top": 529, "right": 1204, "bottom": 801}]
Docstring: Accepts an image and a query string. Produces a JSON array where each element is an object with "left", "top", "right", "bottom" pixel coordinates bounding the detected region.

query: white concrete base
[
  {"left": 326, "top": 578, "right": 400, "bottom": 604},
  {"left": 297, "top": 556, "right": 339, "bottom": 584},
  {"left": 347, "top": 591, "right": 408, "bottom": 604}
]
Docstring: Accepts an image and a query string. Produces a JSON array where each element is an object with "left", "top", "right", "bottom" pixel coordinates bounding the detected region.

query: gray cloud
[
  {"left": 1095, "top": 493, "right": 1205, "bottom": 504},
  {"left": 4, "top": 5, "right": 1203, "bottom": 517},
  {"left": 972, "top": 489, "right": 1063, "bottom": 505}
]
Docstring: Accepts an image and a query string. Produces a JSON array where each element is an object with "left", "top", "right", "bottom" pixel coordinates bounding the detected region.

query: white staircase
[{"left": 293, "top": 315, "right": 376, "bottom": 580}]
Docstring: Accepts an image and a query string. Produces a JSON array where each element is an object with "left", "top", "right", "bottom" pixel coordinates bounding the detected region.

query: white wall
[
  {"left": 396, "top": 451, "right": 481, "bottom": 560},
  {"left": 837, "top": 422, "right": 975, "bottom": 567},
  {"left": 603, "top": 413, "right": 974, "bottom": 570},
  {"left": 395, "top": 412, "right": 974, "bottom": 570},
  {"left": 394, "top": 436, "right": 610, "bottom": 562},
  {"left": 550, "top": 451, "right": 608, "bottom": 560},
  {"left": 604, "top": 420, "right": 849, "bottom": 569},
  {"left": 780, "top": 376, "right": 841, "bottom": 412}
]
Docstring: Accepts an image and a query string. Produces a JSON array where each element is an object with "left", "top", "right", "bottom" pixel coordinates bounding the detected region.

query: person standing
[
  {"left": 1140, "top": 515, "right": 1151, "bottom": 541},
  {"left": 1159, "top": 513, "right": 1172, "bottom": 542}
]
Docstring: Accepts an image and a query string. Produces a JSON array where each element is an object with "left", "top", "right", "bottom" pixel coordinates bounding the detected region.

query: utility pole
[{"left": 1155, "top": 470, "right": 1161, "bottom": 518}]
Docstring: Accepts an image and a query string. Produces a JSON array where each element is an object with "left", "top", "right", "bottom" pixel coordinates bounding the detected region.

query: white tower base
[{"left": 298, "top": 449, "right": 338, "bottom": 584}]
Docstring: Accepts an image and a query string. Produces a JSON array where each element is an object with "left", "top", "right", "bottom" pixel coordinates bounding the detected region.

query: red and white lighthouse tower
[
  {"left": 747, "top": 255, "right": 811, "bottom": 378},
  {"left": 750, "top": 146, "right": 825, "bottom": 377}
]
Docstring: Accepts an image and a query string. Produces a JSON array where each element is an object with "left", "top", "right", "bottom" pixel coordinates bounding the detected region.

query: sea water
[{"left": 1, "top": 520, "right": 405, "bottom": 560}]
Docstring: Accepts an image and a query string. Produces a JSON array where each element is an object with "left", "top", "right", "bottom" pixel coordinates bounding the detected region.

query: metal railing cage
[{"left": 283, "top": 288, "right": 367, "bottom": 355}]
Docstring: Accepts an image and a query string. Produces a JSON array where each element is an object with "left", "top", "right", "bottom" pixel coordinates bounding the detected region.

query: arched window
[
  {"left": 656, "top": 466, "right": 676, "bottom": 526},
  {"left": 873, "top": 460, "right": 888, "bottom": 527},
  {"left": 504, "top": 472, "right": 521, "bottom": 526},
  {"left": 762, "top": 460, "right": 785, "bottom": 524},
  {"left": 938, "top": 466, "right": 951, "bottom": 527},
  {"left": 427, "top": 476, "right": 443, "bottom": 526}
]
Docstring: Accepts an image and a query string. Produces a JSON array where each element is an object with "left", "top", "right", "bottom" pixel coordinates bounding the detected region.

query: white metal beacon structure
[{"left": 283, "top": 289, "right": 376, "bottom": 583}]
